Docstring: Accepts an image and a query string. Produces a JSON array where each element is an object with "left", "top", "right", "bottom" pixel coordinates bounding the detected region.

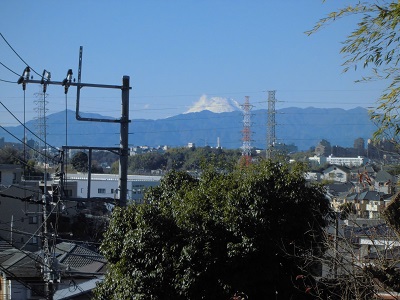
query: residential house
[
  {"left": 325, "top": 182, "right": 355, "bottom": 210},
  {"left": 322, "top": 165, "right": 350, "bottom": 183},
  {"left": 374, "top": 170, "right": 397, "bottom": 195},
  {"left": 305, "top": 171, "right": 322, "bottom": 182},
  {"left": 0, "top": 165, "right": 42, "bottom": 252},
  {"left": 353, "top": 190, "right": 384, "bottom": 219},
  {"left": 0, "top": 164, "right": 23, "bottom": 186},
  {"left": 0, "top": 242, "right": 106, "bottom": 300}
]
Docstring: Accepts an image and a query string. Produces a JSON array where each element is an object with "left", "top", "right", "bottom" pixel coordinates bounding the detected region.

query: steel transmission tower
[
  {"left": 34, "top": 91, "right": 48, "bottom": 164},
  {"left": 266, "top": 90, "right": 276, "bottom": 159},
  {"left": 241, "top": 96, "right": 253, "bottom": 166}
]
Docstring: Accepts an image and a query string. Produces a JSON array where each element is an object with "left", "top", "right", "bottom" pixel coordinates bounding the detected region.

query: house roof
[
  {"left": 351, "top": 223, "right": 395, "bottom": 238},
  {"left": 375, "top": 170, "right": 395, "bottom": 183},
  {"left": 366, "top": 246, "right": 400, "bottom": 260},
  {"left": 0, "top": 242, "right": 107, "bottom": 280},
  {"left": 54, "top": 242, "right": 107, "bottom": 274},
  {"left": 323, "top": 165, "right": 350, "bottom": 174},
  {"left": 0, "top": 239, "right": 14, "bottom": 252},
  {"left": 358, "top": 190, "right": 382, "bottom": 201},
  {"left": 0, "top": 249, "right": 43, "bottom": 278},
  {"left": 325, "top": 182, "right": 354, "bottom": 195},
  {"left": 345, "top": 192, "right": 358, "bottom": 201}
]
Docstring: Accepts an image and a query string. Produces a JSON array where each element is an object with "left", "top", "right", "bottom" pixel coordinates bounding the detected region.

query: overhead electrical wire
[
  {"left": 0, "top": 32, "right": 41, "bottom": 77},
  {"left": 0, "top": 125, "right": 57, "bottom": 163},
  {"left": 0, "top": 78, "right": 16, "bottom": 83},
  {"left": 0, "top": 60, "right": 20, "bottom": 77},
  {"left": 0, "top": 101, "right": 59, "bottom": 152}
]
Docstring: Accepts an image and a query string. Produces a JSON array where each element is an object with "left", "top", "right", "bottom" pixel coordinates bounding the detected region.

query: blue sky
[{"left": 0, "top": 1, "right": 387, "bottom": 126}]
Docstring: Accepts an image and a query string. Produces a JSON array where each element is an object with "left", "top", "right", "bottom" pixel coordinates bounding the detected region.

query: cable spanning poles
[
  {"left": 266, "top": 90, "right": 276, "bottom": 160},
  {"left": 241, "top": 96, "right": 253, "bottom": 166}
]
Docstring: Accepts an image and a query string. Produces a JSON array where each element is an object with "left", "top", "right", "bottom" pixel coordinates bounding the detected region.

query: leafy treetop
[
  {"left": 95, "top": 161, "right": 330, "bottom": 299},
  {"left": 307, "top": 1, "right": 400, "bottom": 144}
]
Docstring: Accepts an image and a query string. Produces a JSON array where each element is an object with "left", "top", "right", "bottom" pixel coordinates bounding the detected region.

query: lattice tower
[
  {"left": 266, "top": 90, "right": 276, "bottom": 159},
  {"left": 241, "top": 96, "right": 253, "bottom": 166},
  {"left": 34, "top": 91, "right": 48, "bottom": 163}
]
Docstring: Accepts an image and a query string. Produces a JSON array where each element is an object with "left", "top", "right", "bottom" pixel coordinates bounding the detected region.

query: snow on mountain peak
[{"left": 185, "top": 95, "right": 241, "bottom": 114}]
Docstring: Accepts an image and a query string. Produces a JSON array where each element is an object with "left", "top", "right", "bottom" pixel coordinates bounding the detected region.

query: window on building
[
  {"left": 0, "top": 171, "right": 2, "bottom": 183},
  {"left": 111, "top": 189, "right": 114, "bottom": 194},
  {"left": 64, "top": 189, "right": 73, "bottom": 197},
  {"left": 29, "top": 216, "right": 38, "bottom": 224},
  {"left": 98, "top": 188, "right": 106, "bottom": 194}
]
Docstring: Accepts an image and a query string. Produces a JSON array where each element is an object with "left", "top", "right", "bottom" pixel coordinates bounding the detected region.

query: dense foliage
[
  {"left": 128, "top": 146, "right": 242, "bottom": 174},
  {"left": 70, "top": 151, "right": 89, "bottom": 172},
  {"left": 308, "top": 1, "right": 400, "bottom": 143},
  {"left": 95, "top": 161, "right": 330, "bottom": 299},
  {"left": 70, "top": 151, "right": 104, "bottom": 173}
]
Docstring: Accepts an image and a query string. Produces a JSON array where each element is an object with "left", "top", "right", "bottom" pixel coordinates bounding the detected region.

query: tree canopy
[
  {"left": 307, "top": 1, "right": 400, "bottom": 143},
  {"left": 95, "top": 161, "right": 330, "bottom": 299},
  {"left": 128, "top": 147, "right": 242, "bottom": 174},
  {"left": 70, "top": 151, "right": 89, "bottom": 173}
]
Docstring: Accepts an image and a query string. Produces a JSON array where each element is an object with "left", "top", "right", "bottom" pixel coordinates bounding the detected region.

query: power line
[
  {"left": 0, "top": 32, "right": 41, "bottom": 77},
  {"left": 0, "top": 124, "right": 58, "bottom": 163},
  {"left": 0, "top": 101, "right": 59, "bottom": 152},
  {"left": 0, "top": 60, "right": 20, "bottom": 77},
  {"left": 0, "top": 78, "right": 16, "bottom": 83}
]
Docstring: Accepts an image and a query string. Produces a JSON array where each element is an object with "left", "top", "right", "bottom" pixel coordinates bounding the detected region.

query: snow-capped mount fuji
[{"left": 184, "top": 95, "right": 241, "bottom": 114}]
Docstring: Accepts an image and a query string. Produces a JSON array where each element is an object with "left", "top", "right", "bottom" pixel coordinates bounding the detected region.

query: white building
[
  {"left": 66, "top": 173, "right": 162, "bottom": 203},
  {"left": 309, "top": 155, "right": 370, "bottom": 167},
  {"left": 309, "top": 155, "right": 327, "bottom": 166},
  {"left": 326, "top": 155, "right": 369, "bottom": 167}
]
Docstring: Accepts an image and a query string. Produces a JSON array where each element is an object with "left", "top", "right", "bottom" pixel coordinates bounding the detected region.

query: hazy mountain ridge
[{"left": 1, "top": 107, "right": 377, "bottom": 151}]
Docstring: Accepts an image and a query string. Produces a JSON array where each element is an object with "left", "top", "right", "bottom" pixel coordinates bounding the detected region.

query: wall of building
[{"left": 66, "top": 174, "right": 162, "bottom": 203}]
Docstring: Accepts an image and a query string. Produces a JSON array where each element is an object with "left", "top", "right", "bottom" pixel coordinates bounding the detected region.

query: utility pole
[
  {"left": 18, "top": 46, "right": 131, "bottom": 299},
  {"left": 119, "top": 76, "right": 130, "bottom": 207},
  {"left": 19, "top": 47, "right": 131, "bottom": 207}
]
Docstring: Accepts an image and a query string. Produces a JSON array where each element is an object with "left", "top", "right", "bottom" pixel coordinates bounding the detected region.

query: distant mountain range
[{"left": 1, "top": 107, "right": 377, "bottom": 151}]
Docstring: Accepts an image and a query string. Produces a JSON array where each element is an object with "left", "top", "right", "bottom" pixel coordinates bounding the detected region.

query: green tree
[
  {"left": 128, "top": 152, "right": 167, "bottom": 173},
  {"left": 70, "top": 151, "right": 89, "bottom": 172},
  {"left": 95, "top": 161, "right": 330, "bottom": 299},
  {"left": 307, "top": 1, "right": 400, "bottom": 143},
  {"left": 0, "top": 146, "right": 24, "bottom": 165}
]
